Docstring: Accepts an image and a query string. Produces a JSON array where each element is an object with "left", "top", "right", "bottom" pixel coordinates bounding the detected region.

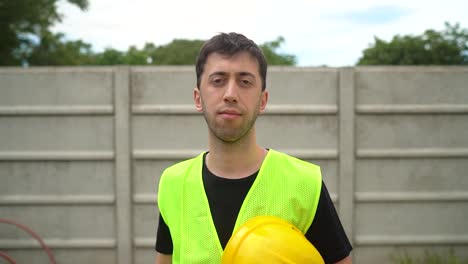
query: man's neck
[{"left": 206, "top": 131, "right": 267, "bottom": 179}]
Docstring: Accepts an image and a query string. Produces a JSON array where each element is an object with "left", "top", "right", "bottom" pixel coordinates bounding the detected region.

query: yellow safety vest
[{"left": 158, "top": 149, "right": 322, "bottom": 264}]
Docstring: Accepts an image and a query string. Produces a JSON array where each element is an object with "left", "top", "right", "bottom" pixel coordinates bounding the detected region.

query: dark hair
[{"left": 195, "top": 32, "right": 267, "bottom": 91}]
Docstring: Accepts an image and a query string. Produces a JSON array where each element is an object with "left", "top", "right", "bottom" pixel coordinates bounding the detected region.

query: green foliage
[
  {"left": 26, "top": 30, "right": 94, "bottom": 65},
  {"left": 10, "top": 36, "right": 296, "bottom": 66},
  {"left": 391, "top": 249, "right": 468, "bottom": 264},
  {"left": 109, "top": 37, "right": 296, "bottom": 66},
  {"left": 1, "top": 0, "right": 295, "bottom": 66},
  {"left": 260, "top": 36, "right": 297, "bottom": 65},
  {"left": 83, "top": 40, "right": 203, "bottom": 65},
  {"left": 0, "top": 0, "right": 89, "bottom": 65},
  {"left": 357, "top": 22, "right": 468, "bottom": 65},
  {"left": 124, "top": 45, "right": 151, "bottom": 65},
  {"left": 150, "top": 39, "right": 204, "bottom": 65},
  {"left": 92, "top": 48, "right": 125, "bottom": 65}
]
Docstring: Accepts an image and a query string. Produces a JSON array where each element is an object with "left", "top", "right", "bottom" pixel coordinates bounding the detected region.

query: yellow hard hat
[{"left": 221, "top": 216, "right": 325, "bottom": 264}]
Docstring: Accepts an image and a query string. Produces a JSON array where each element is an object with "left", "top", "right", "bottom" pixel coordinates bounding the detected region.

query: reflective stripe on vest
[{"left": 158, "top": 149, "right": 322, "bottom": 264}]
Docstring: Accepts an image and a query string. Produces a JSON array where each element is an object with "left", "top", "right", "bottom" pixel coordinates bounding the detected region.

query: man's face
[{"left": 194, "top": 51, "right": 268, "bottom": 143}]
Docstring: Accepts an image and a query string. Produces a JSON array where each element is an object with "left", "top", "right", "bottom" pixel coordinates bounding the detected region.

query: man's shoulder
[
  {"left": 269, "top": 149, "right": 321, "bottom": 171},
  {"left": 161, "top": 152, "right": 205, "bottom": 179}
]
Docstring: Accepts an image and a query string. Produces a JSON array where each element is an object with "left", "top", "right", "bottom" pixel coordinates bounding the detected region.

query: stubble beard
[{"left": 202, "top": 100, "right": 261, "bottom": 144}]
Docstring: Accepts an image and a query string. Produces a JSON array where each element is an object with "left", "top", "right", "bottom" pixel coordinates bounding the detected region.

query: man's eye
[
  {"left": 240, "top": 79, "right": 252, "bottom": 86},
  {"left": 212, "top": 78, "right": 224, "bottom": 85}
]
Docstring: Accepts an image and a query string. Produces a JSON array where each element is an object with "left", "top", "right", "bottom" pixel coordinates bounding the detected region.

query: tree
[
  {"left": 260, "top": 36, "right": 296, "bottom": 65},
  {"left": 27, "top": 30, "right": 94, "bottom": 65},
  {"left": 146, "top": 37, "right": 296, "bottom": 66},
  {"left": 1, "top": 0, "right": 297, "bottom": 66},
  {"left": 150, "top": 39, "right": 205, "bottom": 65},
  {"left": 90, "top": 37, "right": 296, "bottom": 66},
  {"left": 357, "top": 22, "right": 468, "bottom": 65},
  {"left": 92, "top": 48, "right": 125, "bottom": 65},
  {"left": 123, "top": 45, "right": 152, "bottom": 65},
  {"left": 0, "top": 0, "right": 89, "bottom": 65},
  {"left": 92, "top": 41, "right": 194, "bottom": 65}
]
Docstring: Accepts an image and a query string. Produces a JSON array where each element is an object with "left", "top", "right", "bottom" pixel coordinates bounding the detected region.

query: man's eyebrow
[
  {"left": 208, "top": 71, "right": 256, "bottom": 79},
  {"left": 208, "top": 71, "right": 227, "bottom": 78},
  {"left": 238, "top": 72, "right": 256, "bottom": 78}
]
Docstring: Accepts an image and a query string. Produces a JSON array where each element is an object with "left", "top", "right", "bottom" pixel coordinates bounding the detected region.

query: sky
[{"left": 52, "top": 0, "right": 468, "bottom": 66}]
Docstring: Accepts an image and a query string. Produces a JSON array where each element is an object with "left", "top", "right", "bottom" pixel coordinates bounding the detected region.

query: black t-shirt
[{"left": 156, "top": 153, "right": 352, "bottom": 263}]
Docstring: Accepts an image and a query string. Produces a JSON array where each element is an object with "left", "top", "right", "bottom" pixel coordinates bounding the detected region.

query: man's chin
[{"left": 214, "top": 131, "right": 245, "bottom": 144}]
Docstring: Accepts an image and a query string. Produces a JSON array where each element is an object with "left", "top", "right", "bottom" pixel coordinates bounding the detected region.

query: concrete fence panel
[
  {"left": 1, "top": 66, "right": 467, "bottom": 264},
  {"left": 353, "top": 67, "right": 468, "bottom": 263},
  {"left": 0, "top": 68, "right": 116, "bottom": 263}
]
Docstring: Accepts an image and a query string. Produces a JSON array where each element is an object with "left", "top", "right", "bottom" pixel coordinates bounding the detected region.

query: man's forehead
[{"left": 204, "top": 52, "right": 259, "bottom": 74}]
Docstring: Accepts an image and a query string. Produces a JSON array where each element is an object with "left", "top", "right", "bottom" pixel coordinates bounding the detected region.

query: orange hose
[
  {"left": 0, "top": 251, "right": 16, "bottom": 264},
  {"left": 0, "top": 218, "right": 56, "bottom": 264}
]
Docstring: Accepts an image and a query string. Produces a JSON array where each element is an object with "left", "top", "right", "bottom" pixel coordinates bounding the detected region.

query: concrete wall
[{"left": 0, "top": 66, "right": 467, "bottom": 263}]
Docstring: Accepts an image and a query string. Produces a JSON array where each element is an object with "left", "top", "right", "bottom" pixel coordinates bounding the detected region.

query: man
[{"left": 155, "top": 32, "right": 352, "bottom": 264}]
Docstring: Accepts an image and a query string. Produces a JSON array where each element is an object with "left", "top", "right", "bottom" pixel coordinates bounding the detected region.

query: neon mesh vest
[{"left": 158, "top": 149, "right": 322, "bottom": 264}]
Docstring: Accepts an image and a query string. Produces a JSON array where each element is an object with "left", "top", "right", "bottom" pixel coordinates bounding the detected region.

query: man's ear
[
  {"left": 259, "top": 90, "right": 269, "bottom": 113},
  {"left": 194, "top": 87, "right": 203, "bottom": 112}
]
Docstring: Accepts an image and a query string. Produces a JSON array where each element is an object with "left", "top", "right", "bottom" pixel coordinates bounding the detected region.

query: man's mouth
[{"left": 219, "top": 109, "right": 242, "bottom": 119}]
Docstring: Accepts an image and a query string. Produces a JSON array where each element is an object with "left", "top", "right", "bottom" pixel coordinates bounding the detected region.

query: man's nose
[{"left": 223, "top": 80, "right": 238, "bottom": 102}]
